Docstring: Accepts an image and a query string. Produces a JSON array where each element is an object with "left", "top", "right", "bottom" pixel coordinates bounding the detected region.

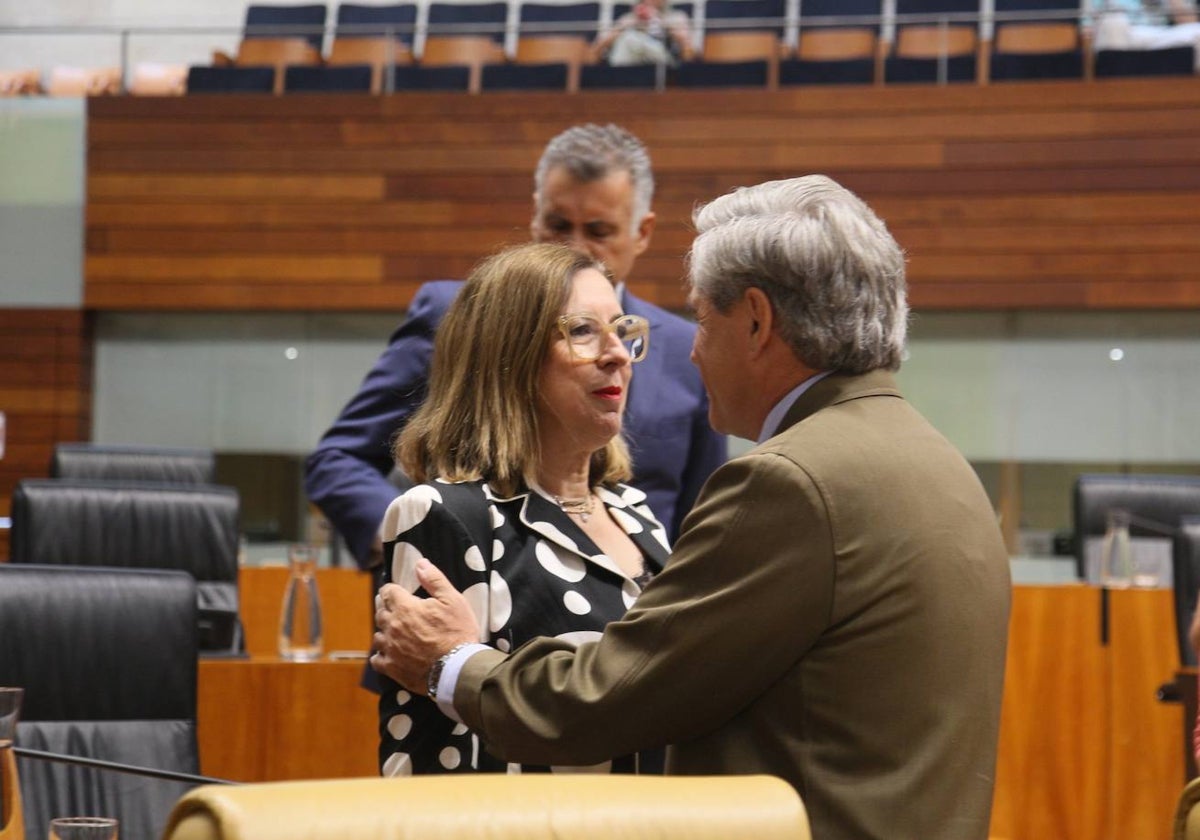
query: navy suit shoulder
[
  {"left": 621, "top": 291, "right": 726, "bottom": 539},
  {"left": 303, "top": 280, "right": 464, "bottom": 567}
]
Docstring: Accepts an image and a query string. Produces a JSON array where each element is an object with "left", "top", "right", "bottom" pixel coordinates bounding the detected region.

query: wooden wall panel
[
  {"left": 0, "top": 310, "right": 92, "bottom": 561},
  {"left": 86, "top": 78, "right": 1200, "bottom": 312}
]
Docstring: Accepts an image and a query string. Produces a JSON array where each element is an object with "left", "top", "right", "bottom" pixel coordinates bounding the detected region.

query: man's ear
[
  {"left": 633, "top": 211, "right": 656, "bottom": 257},
  {"left": 744, "top": 287, "right": 774, "bottom": 356}
]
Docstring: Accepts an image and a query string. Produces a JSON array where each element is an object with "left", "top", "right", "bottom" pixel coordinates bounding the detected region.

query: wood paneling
[
  {"left": 237, "top": 566, "right": 374, "bottom": 657},
  {"left": 86, "top": 78, "right": 1200, "bottom": 312},
  {"left": 0, "top": 310, "right": 91, "bottom": 562}
]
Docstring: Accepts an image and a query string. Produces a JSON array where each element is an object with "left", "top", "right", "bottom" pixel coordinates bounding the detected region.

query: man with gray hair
[
  {"left": 306, "top": 123, "right": 725, "bottom": 569},
  {"left": 372, "top": 174, "right": 1011, "bottom": 840}
]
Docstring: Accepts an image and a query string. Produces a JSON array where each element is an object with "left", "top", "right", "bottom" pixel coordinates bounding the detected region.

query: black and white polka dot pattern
[{"left": 377, "top": 479, "right": 669, "bottom": 776}]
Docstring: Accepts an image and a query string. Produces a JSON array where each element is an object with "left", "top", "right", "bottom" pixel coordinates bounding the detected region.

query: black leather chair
[
  {"left": 885, "top": 0, "right": 979, "bottom": 83},
  {"left": 1073, "top": 473, "right": 1200, "bottom": 582},
  {"left": 186, "top": 66, "right": 277, "bottom": 93},
  {"left": 284, "top": 64, "right": 375, "bottom": 91},
  {"left": 51, "top": 443, "right": 216, "bottom": 484},
  {"left": 9, "top": 479, "right": 242, "bottom": 653},
  {"left": 243, "top": 3, "right": 328, "bottom": 51},
  {"left": 336, "top": 2, "right": 419, "bottom": 46},
  {"left": 518, "top": 1, "right": 601, "bottom": 39},
  {"left": 1175, "top": 516, "right": 1200, "bottom": 667},
  {"left": 989, "top": 0, "right": 1083, "bottom": 82},
  {"left": 0, "top": 565, "right": 199, "bottom": 840},
  {"left": 480, "top": 61, "right": 570, "bottom": 89},
  {"left": 426, "top": 1, "right": 509, "bottom": 42},
  {"left": 1095, "top": 45, "right": 1196, "bottom": 78},
  {"left": 578, "top": 63, "right": 658, "bottom": 88}
]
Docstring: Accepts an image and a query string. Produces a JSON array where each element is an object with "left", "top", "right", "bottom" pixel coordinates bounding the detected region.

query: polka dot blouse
[{"left": 377, "top": 479, "right": 671, "bottom": 775}]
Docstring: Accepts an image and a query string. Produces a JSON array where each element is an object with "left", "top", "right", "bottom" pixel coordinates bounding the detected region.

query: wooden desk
[
  {"left": 198, "top": 657, "right": 377, "bottom": 782},
  {"left": 200, "top": 575, "right": 1186, "bottom": 837},
  {"left": 989, "top": 585, "right": 1181, "bottom": 840}
]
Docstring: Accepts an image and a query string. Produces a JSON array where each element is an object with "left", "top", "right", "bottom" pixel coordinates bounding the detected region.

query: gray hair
[
  {"left": 689, "top": 175, "right": 908, "bottom": 373},
  {"left": 534, "top": 124, "right": 655, "bottom": 226}
]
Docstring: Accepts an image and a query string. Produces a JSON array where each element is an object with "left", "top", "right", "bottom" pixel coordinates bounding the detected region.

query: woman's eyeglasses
[{"left": 556, "top": 314, "right": 650, "bottom": 363}]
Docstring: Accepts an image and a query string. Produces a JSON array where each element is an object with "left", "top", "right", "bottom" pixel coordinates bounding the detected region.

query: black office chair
[
  {"left": 989, "top": 0, "right": 1083, "bottom": 82},
  {"left": 781, "top": 0, "right": 880, "bottom": 86},
  {"left": 9, "top": 479, "right": 242, "bottom": 653},
  {"left": 518, "top": 1, "right": 601, "bottom": 39},
  {"left": 186, "top": 66, "right": 276, "bottom": 93},
  {"left": 578, "top": 63, "right": 658, "bottom": 88},
  {"left": 284, "top": 64, "right": 375, "bottom": 92},
  {"left": 243, "top": 3, "right": 328, "bottom": 51},
  {"left": 51, "top": 443, "right": 216, "bottom": 484},
  {"left": 0, "top": 565, "right": 199, "bottom": 840},
  {"left": 1073, "top": 473, "right": 1200, "bottom": 582},
  {"left": 336, "top": 2, "right": 419, "bottom": 46},
  {"left": 427, "top": 1, "right": 509, "bottom": 42},
  {"left": 1175, "top": 516, "right": 1200, "bottom": 668},
  {"left": 1095, "top": 45, "right": 1195, "bottom": 78},
  {"left": 885, "top": 0, "right": 979, "bottom": 83},
  {"left": 481, "top": 62, "right": 570, "bottom": 90}
]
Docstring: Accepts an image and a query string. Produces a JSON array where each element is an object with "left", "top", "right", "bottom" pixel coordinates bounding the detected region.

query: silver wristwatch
[{"left": 427, "top": 643, "right": 471, "bottom": 700}]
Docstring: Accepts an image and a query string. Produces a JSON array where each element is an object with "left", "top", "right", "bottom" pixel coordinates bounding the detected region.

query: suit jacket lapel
[{"left": 518, "top": 484, "right": 670, "bottom": 579}]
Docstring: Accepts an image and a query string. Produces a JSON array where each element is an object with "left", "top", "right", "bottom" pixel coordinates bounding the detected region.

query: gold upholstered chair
[
  {"left": 162, "top": 775, "right": 811, "bottom": 840},
  {"left": 1176, "top": 777, "right": 1200, "bottom": 840}
]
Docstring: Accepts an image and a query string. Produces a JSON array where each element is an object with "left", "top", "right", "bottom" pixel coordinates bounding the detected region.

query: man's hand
[{"left": 371, "top": 558, "right": 481, "bottom": 695}]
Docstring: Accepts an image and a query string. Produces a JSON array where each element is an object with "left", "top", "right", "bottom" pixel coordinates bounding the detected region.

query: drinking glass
[
  {"left": 278, "top": 543, "right": 323, "bottom": 661},
  {"left": 0, "top": 687, "right": 24, "bottom": 840},
  {"left": 47, "top": 817, "right": 118, "bottom": 840}
]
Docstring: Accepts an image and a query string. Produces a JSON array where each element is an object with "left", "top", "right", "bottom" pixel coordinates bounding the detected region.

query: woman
[{"left": 377, "top": 242, "right": 670, "bottom": 776}]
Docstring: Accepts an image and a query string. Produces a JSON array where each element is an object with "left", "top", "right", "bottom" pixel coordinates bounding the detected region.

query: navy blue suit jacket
[{"left": 304, "top": 280, "right": 726, "bottom": 567}]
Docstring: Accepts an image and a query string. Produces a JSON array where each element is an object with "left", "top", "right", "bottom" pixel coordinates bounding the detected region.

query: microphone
[{"left": 12, "top": 746, "right": 237, "bottom": 786}]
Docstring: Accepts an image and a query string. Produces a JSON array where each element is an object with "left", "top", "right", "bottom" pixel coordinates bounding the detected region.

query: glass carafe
[
  {"left": 0, "top": 687, "right": 25, "bottom": 840},
  {"left": 278, "top": 544, "right": 323, "bottom": 661},
  {"left": 1099, "top": 508, "right": 1134, "bottom": 589}
]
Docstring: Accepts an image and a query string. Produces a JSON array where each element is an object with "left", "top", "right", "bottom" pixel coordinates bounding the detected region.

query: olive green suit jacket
[{"left": 457, "top": 370, "right": 1011, "bottom": 840}]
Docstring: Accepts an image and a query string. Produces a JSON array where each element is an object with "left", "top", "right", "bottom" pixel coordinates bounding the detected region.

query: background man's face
[{"left": 531, "top": 166, "right": 654, "bottom": 287}]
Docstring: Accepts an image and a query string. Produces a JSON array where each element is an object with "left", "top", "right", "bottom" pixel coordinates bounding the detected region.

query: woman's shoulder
[{"left": 380, "top": 479, "right": 489, "bottom": 538}]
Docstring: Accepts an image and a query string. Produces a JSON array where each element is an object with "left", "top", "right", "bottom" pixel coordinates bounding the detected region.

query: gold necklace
[{"left": 554, "top": 493, "right": 595, "bottom": 522}]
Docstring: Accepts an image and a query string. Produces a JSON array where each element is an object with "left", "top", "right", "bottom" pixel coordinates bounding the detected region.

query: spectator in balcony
[
  {"left": 1092, "top": 0, "right": 1200, "bottom": 69},
  {"left": 592, "top": 0, "right": 694, "bottom": 66}
]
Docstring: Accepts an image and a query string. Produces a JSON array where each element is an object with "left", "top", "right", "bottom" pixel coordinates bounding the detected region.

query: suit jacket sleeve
[
  {"left": 453, "top": 451, "right": 836, "bottom": 766},
  {"left": 303, "top": 283, "right": 452, "bottom": 568}
]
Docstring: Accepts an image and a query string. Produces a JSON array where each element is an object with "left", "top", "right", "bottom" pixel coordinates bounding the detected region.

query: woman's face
[{"left": 536, "top": 267, "right": 633, "bottom": 458}]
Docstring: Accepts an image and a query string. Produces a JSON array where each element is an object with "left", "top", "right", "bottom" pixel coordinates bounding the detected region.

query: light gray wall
[{"left": 0, "top": 98, "right": 84, "bottom": 307}]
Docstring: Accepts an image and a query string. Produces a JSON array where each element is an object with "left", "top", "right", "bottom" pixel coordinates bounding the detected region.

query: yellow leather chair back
[
  {"left": 162, "top": 775, "right": 810, "bottom": 840},
  {"left": 1176, "top": 776, "right": 1200, "bottom": 840}
]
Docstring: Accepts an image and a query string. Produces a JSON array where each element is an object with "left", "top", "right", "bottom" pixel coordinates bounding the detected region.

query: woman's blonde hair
[{"left": 395, "top": 242, "right": 633, "bottom": 495}]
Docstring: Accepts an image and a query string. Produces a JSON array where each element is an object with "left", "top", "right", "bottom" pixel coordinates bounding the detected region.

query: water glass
[
  {"left": 278, "top": 543, "right": 323, "bottom": 661},
  {"left": 48, "top": 818, "right": 118, "bottom": 840}
]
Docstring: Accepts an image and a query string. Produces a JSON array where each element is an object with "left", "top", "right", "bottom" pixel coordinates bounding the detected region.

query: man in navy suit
[{"left": 305, "top": 123, "right": 726, "bottom": 570}]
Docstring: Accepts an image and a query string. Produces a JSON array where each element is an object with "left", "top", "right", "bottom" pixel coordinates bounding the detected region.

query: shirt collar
[{"left": 758, "top": 371, "right": 832, "bottom": 442}]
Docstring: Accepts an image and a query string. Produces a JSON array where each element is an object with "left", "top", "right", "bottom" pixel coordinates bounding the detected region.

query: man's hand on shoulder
[{"left": 371, "top": 560, "right": 481, "bottom": 695}]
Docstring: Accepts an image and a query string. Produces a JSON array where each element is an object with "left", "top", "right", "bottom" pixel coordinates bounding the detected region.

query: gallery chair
[
  {"left": 51, "top": 443, "right": 215, "bottom": 484},
  {"left": 162, "top": 775, "right": 811, "bottom": 840},
  {"left": 0, "top": 565, "right": 199, "bottom": 840}
]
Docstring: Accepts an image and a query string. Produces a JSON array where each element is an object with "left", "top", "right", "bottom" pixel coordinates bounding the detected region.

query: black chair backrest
[
  {"left": 1176, "top": 516, "right": 1200, "bottom": 667},
  {"left": 1095, "top": 45, "right": 1196, "bottom": 77},
  {"left": 245, "top": 3, "right": 329, "bottom": 50},
  {"left": 187, "top": 65, "right": 277, "bottom": 93},
  {"left": 427, "top": 2, "right": 509, "bottom": 41},
  {"left": 0, "top": 565, "right": 199, "bottom": 840},
  {"left": 1073, "top": 473, "right": 1200, "bottom": 580},
  {"left": 798, "top": 0, "right": 881, "bottom": 25},
  {"left": 895, "top": 0, "right": 980, "bottom": 17},
  {"left": 285, "top": 64, "right": 375, "bottom": 91},
  {"left": 337, "top": 2, "right": 419, "bottom": 43},
  {"left": 51, "top": 443, "right": 215, "bottom": 484},
  {"left": 518, "top": 1, "right": 601, "bottom": 38},
  {"left": 9, "top": 478, "right": 241, "bottom": 652}
]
